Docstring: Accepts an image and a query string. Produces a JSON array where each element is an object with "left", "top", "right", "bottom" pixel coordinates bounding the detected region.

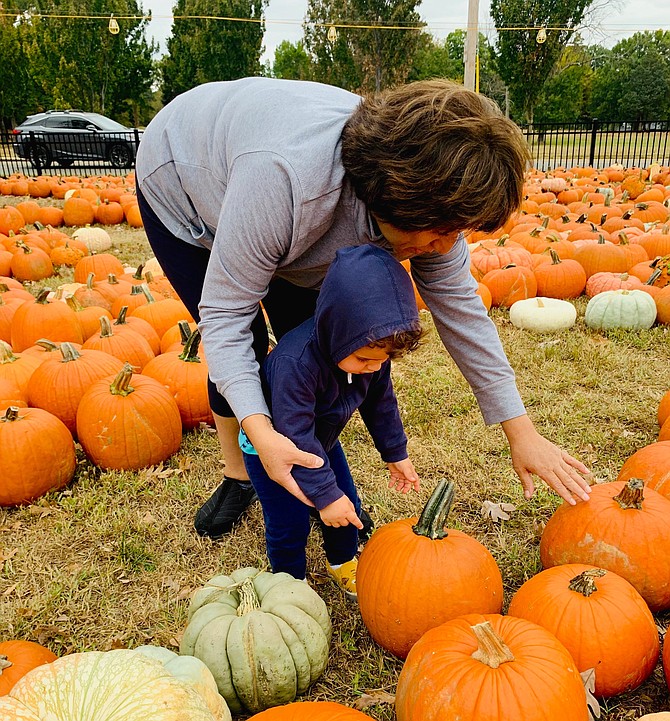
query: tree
[
  {"left": 0, "top": 12, "right": 37, "bottom": 129},
  {"left": 17, "top": 0, "right": 156, "bottom": 126},
  {"left": 303, "top": 0, "right": 424, "bottom": 93},
  {"left": 161, "top": 0, "right": 267, "bottom": 105},
  {"left": 589, "top": 31, "right": 670, "bottom": 122},
  {"left": 490, "top": 0, "right": 593, "bottom": 125},
  {"left": 271, "top": 40, "right": 314, "bottom": 80}
]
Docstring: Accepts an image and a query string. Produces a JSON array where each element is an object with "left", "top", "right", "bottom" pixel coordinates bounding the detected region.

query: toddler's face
[
  {"left": 373, "top": 217, "right": 460, "bottom": 260},
  {"left": 337, "top": 344, "right": 390, "bottom": 375}
]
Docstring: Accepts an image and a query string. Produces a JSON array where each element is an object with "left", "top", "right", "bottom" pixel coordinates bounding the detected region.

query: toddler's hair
[{"left": 369, "top": 324, "right": 426, "bottom": 360}]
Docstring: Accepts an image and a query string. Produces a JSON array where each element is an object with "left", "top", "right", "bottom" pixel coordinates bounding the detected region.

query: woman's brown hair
[{"left": 341, "top": 79, "right": 531, "bottom": 234}]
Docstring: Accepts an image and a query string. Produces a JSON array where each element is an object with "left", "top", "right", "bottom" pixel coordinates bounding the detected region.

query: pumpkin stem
[
  {"left": 614, "top": 478, "right": 644, "bottom": 509},
  {"left": 59, "top": 342, "right": 82, "bottom": 363},
  {"left": 34, "top": 339, "right": 60, "bottom": 352},
  {"left": 36, "top": 288, "right": 51, "bottom": 305},
  {"left": 535, "top": 298, "right": 545, "bottom": 308},
  {"left": 98, "top": 315, "right": 114, "bottom": 338},
  {"left": 177, "top": 320, "right": 193, "bottom": 345},
  {"left": 0, "top": 340, "right": 18, "bottom": 364},
  {"left": 139, "top": 283, "right": 157, "bottom": 304},
  {"left": 0, "top": 655, "right": 12, "bottom": 673},
  {"left": 65, "top": 295, "right": 86, "bottom": 312},
  {"left": 110, "top": 364, "right": 135, "bottom": 396},
  {"left": 412, "top": 479, "right": 455, "bottom": 540},
  {"left": 236, "top": 577, "right": 261, "bottom": 615},
  {"left": 131, "top": 264, "right": 145, "bottom": 281},
  {"left": 645, "top": 269, "right": 662, "bottom": 286},
  {"left": 568, "top": 568, "right": 606, "bottom": 597},
  {"left": 470, "top": 621, "right": 515, "bottom": 668},
  {"left": 115, "top": 306, "right": 129, "bottom": 325},
  {"left": 178, "top": 328, "right": 202, "bottom": 363},
  {"left": 2, "top": 407, "right": 21, "bottom": 422}
]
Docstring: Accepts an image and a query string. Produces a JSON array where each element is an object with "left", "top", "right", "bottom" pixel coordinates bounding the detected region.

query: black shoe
[
  {"left": 358, "top": 507, "right": 375, "bottom": 543},
  {"left": 194, "top": 478, "right": 258, "bottom": 539}
]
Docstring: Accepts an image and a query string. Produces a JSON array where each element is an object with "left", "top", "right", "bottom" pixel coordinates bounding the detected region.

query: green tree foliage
[
  {"left": 533, "top": 44, "right": 593, "bottom": 123},
  {"left": 271, "top": 40, "right": 314, "bottom": 80},
  {"left": 161, "top": 0, "right": 267, "bottom": 104},
  {"left": 490, "top": 0, "right": 593, "bottom": 125},
  {"left": 407, "top": 31, "right": 506, "bottom": 113},
  {"left": 18, "top": 0, "right": 156, "bottom": 126},
  {"left": 589, "top": 31, "right": 670, "bottom": 122},
  {"left": 303, "top": 0, "right": 424, "bottom": 93},
  {"left": 0, "top": 13, "right": 37, "bottom": 129}
]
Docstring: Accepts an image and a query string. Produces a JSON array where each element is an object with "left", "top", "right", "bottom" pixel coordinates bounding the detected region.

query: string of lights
[{"left": 1, "top": 10, "right": 667, "bottom": 34}]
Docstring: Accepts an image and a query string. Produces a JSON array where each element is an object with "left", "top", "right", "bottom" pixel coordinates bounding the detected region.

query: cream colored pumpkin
[
  {"left": 143, "top": 256, "right": 165, "bottom": 277},
  {"left": 509, "top": 297, "right": 577, "bottom": 332},
  {"left": 0, "top": 649, "right": 228, "bottom": 720},
  {"left": 584, "top": 289, "right": 657, "bottom": 330},
  {"left": 181, "top": 567, "right": 331, "bottom": 715},
  {"left": 72, "top": 226, "right": 112, "bottom": 253},
  {"left": 638, "top": 715, "right": 670, "bottom": 720},
  {"left": 134, "top": 645, "right": 231, "bottom": 721}
]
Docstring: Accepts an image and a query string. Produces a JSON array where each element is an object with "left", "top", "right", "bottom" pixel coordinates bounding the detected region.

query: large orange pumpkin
[
  {"left": 10, "top": 289, "right": 83, "bottom": 352},
  {"left": 617, "top": 441, "right": 670, "bottom": 498},
  {"left": 507, "top": 564, "right": 659, "bottom": 697},
  {"left": 0, "top": 640, "right": 57, "bottom": 695},
  {"left": 540, "top": 479, "right": 670, "bottom": 611},
  {"left": 248, "top": 702, "right": 371, "bottom": 719},
  {"left": 76, "top": 363, "right": 182, "bottom": 470},
  {"left": 0, "top": 406, "right": 76, "bottom": 506},
  {"left": 357, "top": 480, "right": 503, "bottom": 659},
  {"left": 395, "top": 614, "right": 588, "bottom": 721}
]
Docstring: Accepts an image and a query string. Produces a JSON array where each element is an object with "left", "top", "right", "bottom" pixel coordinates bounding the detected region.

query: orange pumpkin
[
  {"left": 357, "top": 480, "right": 503, "bottom": 659},
  {"left": 395, "top": 614, "right": 588, "bottom": 721},
  {"left": 0, "top": 640, "right": 57, "bottom": 695},
  {"left": 0, "top": 406, "right": 76, "bottom": 506},
  {"left": 508, "top": 564, "right": 660, "bottom": 697},
  {"left": 142, "top": 329, "right": 213, "bottom": 429},
  {"left": 10, "top": 289, "right": 83, "bottom": 352},
  {"left": 481, "top": 264, "right": 537, "bottom": 307},
  {"left": 82, "top": 315, "right": 155, "bottom": 372},
  {"left": 540, "top": 479, "right": 670, "bottom": 612},
  {"left": 73, "top": 253, "right": 125, "bottom": 284},
  {"left": 532, "top": 250, "right": 586, "bottom": 299},
  {"left": 76, "top": 363, "right": 182, "bottom": 470},
  {"left": 617, "top": 441, "right": 670, "bottom": 498}
]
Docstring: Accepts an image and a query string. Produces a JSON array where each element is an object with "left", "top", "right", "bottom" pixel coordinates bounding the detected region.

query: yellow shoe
[{"left": 326, "top": 558, "right": 358, "bottom": 601}]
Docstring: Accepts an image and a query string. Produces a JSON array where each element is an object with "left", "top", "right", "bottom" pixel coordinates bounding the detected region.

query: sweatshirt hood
[{"left": 315, "top": 245, "right": 420, "bottom": 364}]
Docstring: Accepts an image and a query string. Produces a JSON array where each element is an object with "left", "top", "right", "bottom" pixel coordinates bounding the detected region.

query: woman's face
[{"left": 374, "top": 218, "right": 461, "bottom": 260}]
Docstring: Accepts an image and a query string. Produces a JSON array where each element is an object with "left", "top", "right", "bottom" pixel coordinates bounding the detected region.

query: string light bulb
[
  {"left": 327, "top": 24, "right": 338, "bottom": 43},
  {"left": 108, "top": 14, "right": 119, "bottom": 34},
  {"left": 536, "top": 27, "right": 547, "bottom": 44}
]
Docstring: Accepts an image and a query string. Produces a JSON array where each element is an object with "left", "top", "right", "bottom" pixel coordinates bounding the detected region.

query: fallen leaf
[
  {"left": 0, "top": 548, "right": 18, "bottom": 563},
  {"left": 580, "top": 668, "right": 600, "bottom": 720},
  {"left": 353, "top": 690, "right": 395, "bottom": 710},
  {"left": 481, "top": 500, "right": 516, "bottom": 522},
  {"left": 2, "top": 584, "right": 18, "bottom": 597}
]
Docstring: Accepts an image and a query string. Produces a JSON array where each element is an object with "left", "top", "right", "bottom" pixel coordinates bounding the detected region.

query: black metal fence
[
  {"left": 0, "top": 128, "right": 142, "bottom": 178},
  {"left": 1, "top": 120, "right": 670, "bottom": 178},
  {"left": 521, "top": 119, "right": 670, "bottom": 171}
]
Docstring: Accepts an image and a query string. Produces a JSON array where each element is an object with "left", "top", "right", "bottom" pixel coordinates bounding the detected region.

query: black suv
[{"left": 13, "top": 110, "right": 142, "bottom": 169}]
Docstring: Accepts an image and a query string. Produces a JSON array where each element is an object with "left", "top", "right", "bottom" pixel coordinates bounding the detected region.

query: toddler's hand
[
  {"left": 387, "top": 458, "right": 420, "bottom": 493},
  {"left": 319, "top": 496, "right": 364, "bottom": 529}
]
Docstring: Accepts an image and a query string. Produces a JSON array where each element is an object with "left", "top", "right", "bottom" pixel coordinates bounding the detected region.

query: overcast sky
[{"left": 143, "top": 0, "right": 670, "bottom": 62}]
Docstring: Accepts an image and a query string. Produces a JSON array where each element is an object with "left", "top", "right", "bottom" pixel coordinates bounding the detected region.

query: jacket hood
[{"left": 315, "top": 245, "right": 420, "bottom": 364}]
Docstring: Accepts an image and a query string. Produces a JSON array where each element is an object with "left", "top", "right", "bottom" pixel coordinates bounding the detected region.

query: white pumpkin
[
  {"left": 0, "top": 648, "right": 229, "bottom": 720},
  {"left": 584, "top": 289, "right": 657, "bottom": 330},
  {"left": 509, "top": 297, "right": 577, "bottom": 332},
  {"left": 143, "top": 256, "right": 165, "bottom": 277},
  {"left": 72, "top": 226, "right": 112, "bottom": 253},
  {"left": 134, "top": 646, "right": 231, "bottom": 721}
]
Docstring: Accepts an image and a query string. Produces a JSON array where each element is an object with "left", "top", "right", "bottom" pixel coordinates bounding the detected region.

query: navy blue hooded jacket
[{"left": 262, "top": 244, "right": 421, "bottom": 510}]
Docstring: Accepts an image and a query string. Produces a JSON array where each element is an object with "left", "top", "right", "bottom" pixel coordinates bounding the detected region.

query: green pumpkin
[
  {"left": 584, "top": 289, "right": 657, "bottom": 330},
  {"left": 180, "top": 567, "right": 331, "bottom": 714}
]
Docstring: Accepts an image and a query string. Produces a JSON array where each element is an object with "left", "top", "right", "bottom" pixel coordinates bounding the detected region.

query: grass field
[{"left": 0, "top": 203, "right": 669, "bottom": 718}]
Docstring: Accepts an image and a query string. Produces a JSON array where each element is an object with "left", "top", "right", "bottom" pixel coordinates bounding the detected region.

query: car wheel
[
  {"left": 108, "top": 143, "right": 133, "bottom": 168},
  {"left": 58, "top": 159, "right": 74, "bottom": 168},
  {"left": 28, "top": 143, "right": 53, "bottom": 170}
]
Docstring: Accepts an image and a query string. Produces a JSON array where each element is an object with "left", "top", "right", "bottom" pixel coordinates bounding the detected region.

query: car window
[
  {"left": 44, "top": 117, "right": 72, "bottom": 129},
  {"left": 71, "top": 118, "right": 95, "bottom": 129}
]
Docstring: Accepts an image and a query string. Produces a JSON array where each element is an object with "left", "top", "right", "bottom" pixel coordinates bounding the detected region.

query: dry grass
[{"left": 1, "top": 202, "right": 670, "bottom": 718}]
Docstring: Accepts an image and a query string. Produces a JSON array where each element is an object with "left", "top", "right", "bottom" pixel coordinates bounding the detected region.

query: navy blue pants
[
  {"left": 136, "top": 187, "right": 319, "bottom": 417},
  {"left": 243, "top": 441, "right": 361, "bottom": 579}
]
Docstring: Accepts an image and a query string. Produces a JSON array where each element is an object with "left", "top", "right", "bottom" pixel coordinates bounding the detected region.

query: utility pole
[{"left": 463, "top": 0, "right": 480, "bottom": 91}]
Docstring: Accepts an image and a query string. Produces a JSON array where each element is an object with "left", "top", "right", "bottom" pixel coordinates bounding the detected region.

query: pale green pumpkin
[
  {"left": 0, "top": 648, "right": 229, "bottom": 720},
  {"left": 180, "top": 567, "right": 331, "bottom": 715},
  {"left": 509, "top": 297, "right": 577, "bottom": 332},
  {"left": 584, "top": 289, "right": 657, "bottom": 330}
]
